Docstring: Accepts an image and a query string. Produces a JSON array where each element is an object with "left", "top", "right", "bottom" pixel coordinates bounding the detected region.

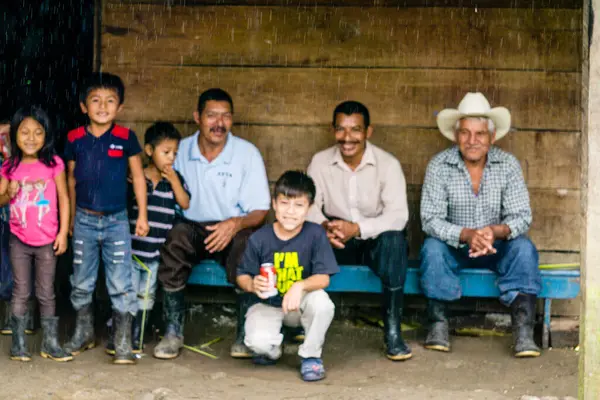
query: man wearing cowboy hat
[
  {"left": 306, "top": 100, "right": 412, "bottom": 362},
  {"left": 420, "top": 92, "right": 542, "bottom": 358}
]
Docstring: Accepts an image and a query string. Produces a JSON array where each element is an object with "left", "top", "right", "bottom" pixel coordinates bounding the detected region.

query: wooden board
[
  {"left": 123, "top": 123, "right": 580, "bottom": 189},
  {"left": 108, "top": 66, "right": 580, "bottom": 130},
  {"left": 102, "top": 4, "right": 581, "bottom": 71},
  {"left": 108, "top": 0, "right": 582, "bottom": 8},
  {"left": 405, "top": 187, "right": 580, "bottom": 254},
  {"left": 122, "top": 121, "right": 580, "bottom": 252}
]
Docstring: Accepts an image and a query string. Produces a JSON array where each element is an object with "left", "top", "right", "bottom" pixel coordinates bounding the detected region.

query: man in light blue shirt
[{"left": 154, "top": 88, "right": 270, "bottom": 361}]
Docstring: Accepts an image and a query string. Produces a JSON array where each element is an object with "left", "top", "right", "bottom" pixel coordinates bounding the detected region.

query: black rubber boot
[
  {"left": 424, "top": 299, "right": 450, "bottom": 352},
  {"left": 64, "top": 304, "right": 95, "bottom": 356},
  {"left": 132, "top": 310, "right": 148, "bottom": 354},
  {"left": 40, "top": 316, "right": 73, "bottom": 362},
  {"left": 230, "top": 292, "right": 252, "bottom": 358},
  {"left": 153, "top": 290, "right": 185, "bottom": 360},
  {"left": 1, "top": 301, "right": 12, "bottom": 335},
  {"left": 25, "top": 299, "right": 35, "bottom": 335},
  {"left": 105, "top": 319, "right": 115, "bottom": 356},
  {"left": 113, "top": 312, "right": 135, "bottom": 364},
  {"left": 10, "top": 314, "right": 31, "bottom": 362},
  {"left": 511, "top": 294, "right": 541, "bottom": 358},
  {"left": 383, "top": 287, "right": 412, "bottom": 361},
  {"left": 2, "top": 301, "right": 34, "bottom": 335}
]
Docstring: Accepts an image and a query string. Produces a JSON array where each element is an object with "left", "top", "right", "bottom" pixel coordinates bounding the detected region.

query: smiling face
[
  {"left": 455, "top": 117, "right": 496, "bottom": 164},
  {"left": 272, "top": 193, "right": 311, "bottom": 234},
  {"left": 193, "top": 100, "right": 233, "bottom": 147},
  {"left": 80, "top": 88, "right": 123, "bottom": 128},
  {"left": 333, "top": 112, "right": 373, "bottom": 163},
  {"left": 16, "top": 117, "right": 45, "bottom": 160}
]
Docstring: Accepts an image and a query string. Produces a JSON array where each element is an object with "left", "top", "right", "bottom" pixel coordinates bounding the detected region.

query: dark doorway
[{"left": 0, "top": 0, "right": 96, "bottom": 150}]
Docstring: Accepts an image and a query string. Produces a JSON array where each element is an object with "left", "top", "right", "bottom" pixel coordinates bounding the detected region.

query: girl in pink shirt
[{"left": 0, "top": 106, "right": 71, "bottom": 363}]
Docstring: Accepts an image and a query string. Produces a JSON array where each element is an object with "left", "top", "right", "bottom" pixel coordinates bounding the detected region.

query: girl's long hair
[{"left": 7, "top": 105, "right": 57, "bottom": 174}]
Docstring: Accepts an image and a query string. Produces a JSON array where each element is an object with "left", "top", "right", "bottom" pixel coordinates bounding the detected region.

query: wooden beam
[
  {"left": 108, "top": 0, "right": 582, "bottom": 8},
  {"left": 102, "top": 4, "right": 581, "bottom": 71},
  {"left": 580, "top": 0, "right": 600, "bottom": 397},
  {"left": 107, "top": 65, "right": 580, "bottom": 130}
]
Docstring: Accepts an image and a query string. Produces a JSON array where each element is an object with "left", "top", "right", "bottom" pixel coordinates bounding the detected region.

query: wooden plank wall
[{"left": 99, "top": 0, "right": 582, "bottom": 267}]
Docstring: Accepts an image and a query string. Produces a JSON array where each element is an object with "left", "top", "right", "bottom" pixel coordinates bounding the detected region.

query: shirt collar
[
  {"left": 189, "top": 131, "right": 234, "bottom": 164},
  {"left": 330, "top": 141, "right": 376, "bottom": 170}
]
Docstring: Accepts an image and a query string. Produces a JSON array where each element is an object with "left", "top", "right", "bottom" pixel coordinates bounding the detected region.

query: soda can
[{"left": 259, "top": 263, "right": 278, "bottom": 298}]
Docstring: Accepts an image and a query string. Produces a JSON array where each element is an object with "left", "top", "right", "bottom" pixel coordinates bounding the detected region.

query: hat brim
[{"left": 436, "top": 107, "right": 511, "bottom": 142}]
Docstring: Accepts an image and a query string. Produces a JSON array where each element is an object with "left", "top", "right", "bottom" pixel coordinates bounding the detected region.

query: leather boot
[
  {"left": 424, "top": 299, "right": 450, "bottom": 352},
  {"left": 10, "top": 314, "right": 31, "bottom": 362},
  {"left": 113, "top": 312, "right": 135, "bottom": 364},
  {"left": 230, "top": 292, "right": 252, "bottom": 358},
  {"left": 40, "top": 316, "right": 73, "bottom": 362},
  {"left": 153, "top": 290, "right": 185, "bottom": 360},
  {"left": 511, "top": 294, "right": 541, "bottom": 358},
  {"left": 132, "top": 310, "right": 148, "bottom": 354},
  {"left": 383, "top": 287, "right": 412, "bottom": 361},
  {"left": 64, "top": 304, "right": 95, "bottom": 356}
]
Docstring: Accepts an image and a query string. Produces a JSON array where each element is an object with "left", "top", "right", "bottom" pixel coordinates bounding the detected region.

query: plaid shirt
[{"left": 420, "top": 145, "right": 532, "bottom": 248}]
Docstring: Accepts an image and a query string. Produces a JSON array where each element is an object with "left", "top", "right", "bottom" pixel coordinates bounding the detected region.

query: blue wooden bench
[{"left": 188, "top": 260, "right": 580, "bottom": 349}]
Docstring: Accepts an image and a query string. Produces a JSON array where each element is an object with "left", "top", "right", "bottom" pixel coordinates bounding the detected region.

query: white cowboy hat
[{"left": 436, "top": 92, "right": 511, "bottom": 142}]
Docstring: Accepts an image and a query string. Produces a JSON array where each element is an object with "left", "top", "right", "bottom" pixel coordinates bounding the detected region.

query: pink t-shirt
[{"left": 1, "top": 156, "right": 65, "bottom": 246}]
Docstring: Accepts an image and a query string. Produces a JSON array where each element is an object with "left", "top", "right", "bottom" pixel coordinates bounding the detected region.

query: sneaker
[{"left": 300, "top": 358, "right": 326, "bottom": 382}]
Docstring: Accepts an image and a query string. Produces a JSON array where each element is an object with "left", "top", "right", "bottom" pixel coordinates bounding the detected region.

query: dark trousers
[
  {"left": 158, "top": 219, "right": 253, "bottom": 291},
  {"left": 10, "top": 235, "right": 56, "bottom": 317},
  {"left": 333, "top": 230, "right": 408, "bottom": 291}
]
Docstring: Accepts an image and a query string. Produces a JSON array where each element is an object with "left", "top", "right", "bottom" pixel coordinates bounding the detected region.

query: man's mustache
[
  {"left": 337, "top": 140, "right": 360, "bottom": 146},
  {"left": 210, "top": 127, "right": 227, "bottom": 133}
]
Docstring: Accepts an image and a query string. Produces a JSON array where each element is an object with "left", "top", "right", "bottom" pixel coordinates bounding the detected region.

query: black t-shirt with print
[{"left": 237, "top": 222, "right": 340, "bottom": 308}]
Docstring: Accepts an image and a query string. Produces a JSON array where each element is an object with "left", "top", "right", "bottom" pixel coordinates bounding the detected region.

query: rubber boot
[
  {"left": 10, "top": 314, "right": 31, "bottom": 362},
  {"left": 105, "top": 318, "right": 115, "bottom": 356},
  {"left": 153, "top": 290, "right": 185, "bottom": 360},
  {"left": 424, "top": 299, "right": 450, "bottom": 352},
  {"left": 132, "top": 310, "right": 147, "bottom": 354},
  {"left": 230, "top": 292, "right": 252, "bottom": 358},
  {"left": 1, "top": 301, "right": 12, "bottom": 335},
  {"left": 383, "top": 287, "right": 412, "bottom": 361},
  {"left": 511, "top": 294, "right": 541, "bottom": 358},
  {"left": 64, "top": 304, "right": 95, "bottom": 356},
  {"left": 40, "top": 316, "right": 73, "bottom": 362},
  {"left": 25, "top": 299, "right": 35, "bottom": 334},
  {"left": 113, "top": 312, "right": 136, "bottom": 365}
]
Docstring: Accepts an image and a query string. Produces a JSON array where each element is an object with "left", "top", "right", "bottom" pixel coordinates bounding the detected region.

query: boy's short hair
[
  {"left": 197, "top": 88, "right": 234, "bottom": 115},
  {"left": 332, "top": 100, "right": 370, "bottom": 128},
  {"left": 144, "top": 121, "right": 182, "bottom": 147},
  {"left": 273, "top": 171, "right": 316, "bottom": 205},
  {"left": 79, "top": 72, "right": 126, "bottom": 104}
]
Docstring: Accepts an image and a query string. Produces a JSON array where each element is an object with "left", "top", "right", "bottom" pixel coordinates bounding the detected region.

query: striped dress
[{"left": 128, "top": 172, "right": 190, "bottom": 263}]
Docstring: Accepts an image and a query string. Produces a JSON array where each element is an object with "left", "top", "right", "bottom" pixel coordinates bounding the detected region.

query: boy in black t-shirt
[{"left": 237, "top": 171, "right": 339, "bottom": 382}]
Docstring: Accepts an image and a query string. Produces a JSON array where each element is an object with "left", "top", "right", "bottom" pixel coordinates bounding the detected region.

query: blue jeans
[
  {"left": 70, "top": 208, "right": 136, "bottom": 314},
  {"left": 132, "top": 258, "right": 159, "bottom": 311},
  {"left": 419, "top": 236, "right": 541, "bottom": 306}
]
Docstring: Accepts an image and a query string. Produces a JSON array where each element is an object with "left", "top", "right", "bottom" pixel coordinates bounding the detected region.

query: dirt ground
[{"left": 0, "top": 313, "right": 578, "bottom": 400}]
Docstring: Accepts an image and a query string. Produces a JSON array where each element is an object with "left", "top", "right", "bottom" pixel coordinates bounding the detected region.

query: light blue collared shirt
[{"left": 174, "top": 131, "right": 271, "bottom": 222}]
